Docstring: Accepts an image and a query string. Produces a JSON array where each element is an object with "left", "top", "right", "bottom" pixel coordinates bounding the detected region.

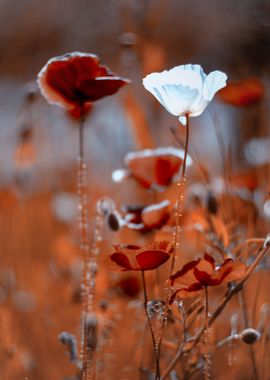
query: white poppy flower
[{"left": 143, "top": 64, "right": 227, "bottom": 123}]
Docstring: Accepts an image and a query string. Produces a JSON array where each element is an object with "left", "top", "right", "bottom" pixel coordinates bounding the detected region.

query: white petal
[
  {"left": 166, "top": 65, "right": 204, "bottom": 90},
  {"left": 179, "top": 116, "right": 187, "bottom": 126},
  {"left": 189, "top": 96, "right": 209, "bottom": 116},
  {"left": 159, "top": 84, "right": 200, "bottom": 116},
  {"left": 202, "top": 71, "right": 227, "bottom": 101}
]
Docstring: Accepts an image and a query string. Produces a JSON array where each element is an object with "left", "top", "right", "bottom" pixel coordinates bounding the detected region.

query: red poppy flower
[
  {"left": 110, "top": 240, "right": 173, "bottom": 271},
  {"left": 115, "top": 275, "right": 141, "bottom": 297},
  {"left": 37, "top": 52, "right": 130, "bottom": 111},
  {"left": 124, "top": 200, "right": 170, "bottom": 232},
  {"left": 112, "top": 147, "right": 192, "bottom": 190},
  {"left": 218, "top": 78, "right": 264, "bottom": 107},
  {"left": 170, "top": 253, "right": 246, "bottom": 300}
]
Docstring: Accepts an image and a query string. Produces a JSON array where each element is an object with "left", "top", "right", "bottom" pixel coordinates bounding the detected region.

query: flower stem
[
  {"left": 141, "top": 270, "right": 161, "bottom": 380},
  {"left": 204, "top": 286, "right": 210, "bottom": 380},
  {"left": 170, "top": 113, "right": 190, "bottom": 276},
  {"left": 77, "top": 115, "right": 92, "bottom": 380},
  {"left": 157, "top": 114, "right": 190, "bottom": 378}
]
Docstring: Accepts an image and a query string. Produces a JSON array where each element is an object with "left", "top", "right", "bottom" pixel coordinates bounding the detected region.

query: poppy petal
[
  {"left": 170, "top": 282, "right": 204, "bottom": 303},
  {"left": 136, "top": 250, "right": 170, "bottom": 270},
  {"left": 218, "top": 78, "right": 264, "bottom": 107},
  {"left": 170, "top": 259, "right": 200, "bottom": 286},
  {"left": 141, "top": 200, "right": 170, "bottom": 229},
  {"left": 110, "top": 252, "right": 134, "bottom": 270},
  {"left": 79, "top": 76, "right": 130, "bottom": 102}
]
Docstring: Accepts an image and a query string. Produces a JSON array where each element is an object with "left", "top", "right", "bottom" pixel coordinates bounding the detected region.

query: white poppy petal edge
[{"left": 143, "top": 64, "right": 227, "bottom": 119}]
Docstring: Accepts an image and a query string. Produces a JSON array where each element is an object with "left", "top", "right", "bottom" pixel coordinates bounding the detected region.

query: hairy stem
[
  {"left": 141, "top": 270, "right": 161, "bottom": 380},
  {"left": 170, "top": 113, "right": 190, "bottom": 276},
  {"left": 204, "top": 287, "right": 210, "bottom": 380}
]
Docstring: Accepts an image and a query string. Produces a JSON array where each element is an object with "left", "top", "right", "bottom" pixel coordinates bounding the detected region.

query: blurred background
[{"left": 0, "top": 0, "right": 269, "bottom": 379}]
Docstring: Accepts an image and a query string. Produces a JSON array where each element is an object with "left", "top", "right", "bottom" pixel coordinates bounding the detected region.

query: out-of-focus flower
[
  {"left": 110, "top": 240, "right": 173, "bottom": 271},
  {"left": 114, "top": 275, "right": 141, "bottom": 297},
  {"left": 170, "top": 253, "right": 246, "bottom": 300},
  {"left": 229, "top": 171, "right": 258, "bottom": 192},
  {"left": 37, "top": 52, "right": 130, "bottom": 113},
  {"left": 112, "top": 147, "right": 192, "bottom": 190},
  {"left": 218, "top": 78, "right": 264, "bottom": 107},
  {"left": 143, "top": 64, "right": 227, "bottom": 122},
  {"left": 123, "top": 200, "right": 170, "bottom": 232}
]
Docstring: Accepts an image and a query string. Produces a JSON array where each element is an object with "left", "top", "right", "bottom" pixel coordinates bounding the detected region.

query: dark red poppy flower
[
  {"left": 170, "top": 253, "right": 246, "bottom": 300},
  {"left": 218, "top": 78, "right": 264, "bottom": 107},
  {"left": 112, "top": 147, "right": 192, "bottom": 190},
  {"left": 115, "top": 275, "right": 141, "bottom": 297},
  {"left": 110, "top": 240, "right": 173, "bottom": 271},
  {"left": 37, "top": 52, "right": 130, "bottom": 111},
  {"left": 124, "top": 200, "right": 170, "bottom": 232}
]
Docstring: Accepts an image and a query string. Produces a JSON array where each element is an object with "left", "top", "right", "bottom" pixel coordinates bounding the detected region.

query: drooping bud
[{"left": 240, "top": 328, "right": 261, "bottom": 345}]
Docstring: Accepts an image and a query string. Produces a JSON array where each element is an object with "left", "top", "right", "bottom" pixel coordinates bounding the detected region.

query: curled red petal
[
  {"left": 204, "top": 253, "right": 215, "bottom": 268},
  {"left": 170, "top": 259, "right": 200, "bottom": 286},
  {"left": 193, "top": 267, "right": 219, "bottom": 286},
  {"left": 170, "top": 282, "right": 204, "bottom": 303},
  {"left": 215, "top": 260, "right": 246, "bottom": 284},
  {"left": 110, "top": 252, "right": 134, "bottom": 270}
]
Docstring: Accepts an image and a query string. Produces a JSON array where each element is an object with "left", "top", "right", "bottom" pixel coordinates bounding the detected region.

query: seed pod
[
  {"left": 240, "top": 328, "right": 261, "bottom": 344},
  {"left": 107, "top": 212, "right": 121, "bottom": 231},
  {"left": 206, "top": 191, "right": 218, "bottom": 214},
  {"left": 85, "top": 314, "right": 98, "bottom": 351}
]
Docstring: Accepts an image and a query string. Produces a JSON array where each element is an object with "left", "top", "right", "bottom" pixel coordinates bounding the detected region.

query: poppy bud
[
  {"left": 107, "top": 212, "right": 121, "bottom": 231},
  {"left": 146, "top": 300, "right": 165, "bottom": 319},
  {"left": 206, "top": 191, "right": 218, "bottom": 215},
  {"left": 58, "top": 331, "right": 77, "bottom": 363},
  {"left": 240, "top": 328, "right": 261, "bottom": 345},
  {"left": 264, "top": 234, "right": 270, "bottom": 248},
  {"left": 85, "top": 314, "right": 98, "bottom": 351}
]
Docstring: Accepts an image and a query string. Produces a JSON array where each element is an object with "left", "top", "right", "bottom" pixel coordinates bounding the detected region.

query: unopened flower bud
[
  {"left": 240, "top": 328, "right": 261, "bottom": 344},
  {"left": 206, "top": 191, "right": 218, "bottom": 214},
  {"left": 107, "top": 212, "right": 121, "bottom": 231}
]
